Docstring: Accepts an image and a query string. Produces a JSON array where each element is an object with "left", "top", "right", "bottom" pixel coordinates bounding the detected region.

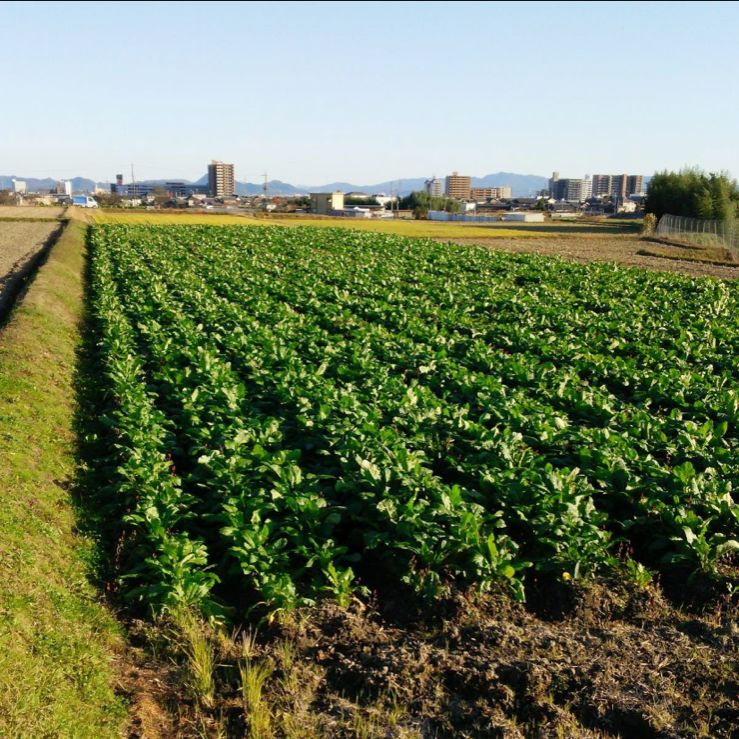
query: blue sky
[{"left": 2, "top": 0, "right": 738, "bottom": 184}]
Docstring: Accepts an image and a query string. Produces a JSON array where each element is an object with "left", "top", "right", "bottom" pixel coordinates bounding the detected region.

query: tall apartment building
[
  {"left": 445, "top": 171, "right": 472, "bottom": 200},
  {"left": 591, "top": 174, "right": 613, "bottom": 198},
  {"left": 425, "top": 177, "right": 443, "bottom": 198},
  {"left": 627, "top": 175, "right": 645, "bottom": 196},
  {"left": 549, "top": 172, "right": 562, "bottom": 198},
  {"left": 470, "top": 186, "right": 512, "bottom": 201},
  {"left": 566, "top": 177, "right": 592, "bottom": 202},
  {"left": 592, "top": 173, "right": 645, "bottom": 198},
  {"left": 207, "top": 160, "right": 235, "bottom": 198},
  {"left": 549, "top": 172, "right": 591, "bottom": 202}
]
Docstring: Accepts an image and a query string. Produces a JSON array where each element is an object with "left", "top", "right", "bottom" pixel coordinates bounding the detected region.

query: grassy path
[{"left": 0, "top": 220, "right": 127, "bottom": 736}]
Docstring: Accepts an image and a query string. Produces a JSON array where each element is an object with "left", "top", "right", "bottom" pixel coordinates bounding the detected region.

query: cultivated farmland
[
  {"left": 0, "top": 216, "right": 734, "bottom": 736},
  {"left": 81, "top": 223, "right": 738, "bottom": 736},
  {"left": 88, "top": 224, "right": 738, "bottom": 614}
]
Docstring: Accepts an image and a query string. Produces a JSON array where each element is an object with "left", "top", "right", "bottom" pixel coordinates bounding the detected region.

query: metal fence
[{"left": 656, "top": 213, "right": 738, "bottom": 258}]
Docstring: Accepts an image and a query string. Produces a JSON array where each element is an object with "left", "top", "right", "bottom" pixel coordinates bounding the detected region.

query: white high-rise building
[
  {"left": 12, "top": 179, "right": 27, "bottom": 194},
  {"left": 425, "top": 177, "right": 443, "bottom": 197}
]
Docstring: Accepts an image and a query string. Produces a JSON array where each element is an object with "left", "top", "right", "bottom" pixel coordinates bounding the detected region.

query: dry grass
[
  {"left": 85, "top": 207, "right": 552, "bottom": 238},
  {"left": 173, "top": 611, "right": 217, "bottom": 708},
  {"left": 87, "top": 208, "right": 261, "bottom": 226},
  {"left": 637, "top": 242, "right": 736, "bottom": 265},
  {"left": 452, "top": 234, "right": 739, "bottom": 279}
]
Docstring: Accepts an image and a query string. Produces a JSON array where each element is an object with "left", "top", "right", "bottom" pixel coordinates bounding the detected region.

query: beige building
[
  {"left": 470, "top": 186, "right": 512, "bottom": 200},
  {"left": 445, "top": 172, "right": 471, "bottom": 200},
  {"left": 207, "top": 160, "right": 235, "bottom": 197},
  {"left": 310, "top": 191, "right": 344, "bottom": 215}
]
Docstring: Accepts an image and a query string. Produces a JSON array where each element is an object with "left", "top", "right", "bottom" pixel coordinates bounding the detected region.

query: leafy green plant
[{"left": 87, "top": 223, "right": 739, "bottom": 618}]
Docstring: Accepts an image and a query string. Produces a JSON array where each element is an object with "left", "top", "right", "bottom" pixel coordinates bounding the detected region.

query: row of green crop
[{"left": 87, "top": 224, "right": 739, "bottom": 617}]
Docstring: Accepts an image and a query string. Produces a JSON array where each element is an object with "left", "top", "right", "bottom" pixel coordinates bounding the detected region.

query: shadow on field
[
  {"left": 69, "top": 236, "right": 126, "bottom": 597},
  {"left": 480, "top": 221, "right": 642, "bottom": 235}
]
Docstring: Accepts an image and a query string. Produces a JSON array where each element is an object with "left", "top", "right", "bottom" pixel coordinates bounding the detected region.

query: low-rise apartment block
[
  {"left": 310, "top": 191, "right": 344, "bottom": 214},
  {"left": 470, "top": 186, "right": 512, "bottom": 201}
]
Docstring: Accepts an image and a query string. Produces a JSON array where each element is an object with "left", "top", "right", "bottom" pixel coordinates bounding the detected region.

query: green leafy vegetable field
[{"left": 87, "top": 224, "right": 738, "bottom": 619}]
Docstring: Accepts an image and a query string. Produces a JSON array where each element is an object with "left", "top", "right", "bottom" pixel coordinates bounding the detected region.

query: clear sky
[{"left": 2, "top": 0, "right": 738, "bottom": 184}]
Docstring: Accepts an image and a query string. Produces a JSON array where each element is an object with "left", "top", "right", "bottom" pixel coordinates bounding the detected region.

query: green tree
[
  {"left": 94, "top": 192, "right": 123, "bottom": 208},
  {"left": 645, "top": 168, "right": 739, "bottom": 220},
  {"left": 400, "top": 191, "right": 462, "bottom": 218}
]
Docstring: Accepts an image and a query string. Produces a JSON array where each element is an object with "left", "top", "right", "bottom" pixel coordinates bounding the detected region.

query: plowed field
[{"left": 0, "top": 221, "right": 61, "bottom": 305}]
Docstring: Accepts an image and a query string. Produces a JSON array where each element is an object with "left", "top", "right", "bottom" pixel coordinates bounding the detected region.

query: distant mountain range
[
  {"left": 1, "top": 172, "right": 550, "bottom": 198},
  {"left": 0, "top": 175, "right": 97, "bottom": 193},
  {"left": 200, "top": 171, "right": 550, "bottom": 197}
]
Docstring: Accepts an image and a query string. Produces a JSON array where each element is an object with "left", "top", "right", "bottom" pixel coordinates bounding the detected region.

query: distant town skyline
[{"left": 2, "top": 1, "right": 738, "bottom": 183}]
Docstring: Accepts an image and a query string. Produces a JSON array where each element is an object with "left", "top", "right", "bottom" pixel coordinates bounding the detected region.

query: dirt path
[{"left": 449, "top": 235, "right": 739, "bottom": 280}]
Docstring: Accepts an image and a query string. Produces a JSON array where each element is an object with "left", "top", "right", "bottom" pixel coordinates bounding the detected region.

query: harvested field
[
  {"left": 451, "top": 235, "right": 739, "bottom": 280},
  {"left": 0, "top": 205, "right": 66, "bottom": 220},
  {"left": 0, "top": 222, "right": 60, "bottom": 272},
  {"left": 88, "top": 208, "right": 551, "bottom": 239},
  {"left": 0, "top": 221, "right": 61, "bottom": 298}
]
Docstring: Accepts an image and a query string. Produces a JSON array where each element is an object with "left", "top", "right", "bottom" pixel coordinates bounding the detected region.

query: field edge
[{"left": 0, "top": 220, "right": 128, "bottom": 736}]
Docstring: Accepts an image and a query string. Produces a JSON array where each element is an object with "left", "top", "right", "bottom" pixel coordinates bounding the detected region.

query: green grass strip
[{"left": 0, "top": 221, "right": 127, "bottom": 736}]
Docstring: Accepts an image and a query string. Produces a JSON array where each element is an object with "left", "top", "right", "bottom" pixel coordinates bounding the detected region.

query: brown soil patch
[
  {"left": 0, "top": 221, "right": 60, "bottom": 278},
  {"left": 0, "top": 222, "right": 63, "bottom": 317},
  {"left": 0, "top": 205, "right": 66, "bottom": 219},
  {"left": 128, "top": 580, "right": 737, "bottom": 738},
  {"left": 113, "top": 638, "right": 178, "bottom": 739},
  {"left": 448, "top": 235, "right": 739, "bottom": 280}
]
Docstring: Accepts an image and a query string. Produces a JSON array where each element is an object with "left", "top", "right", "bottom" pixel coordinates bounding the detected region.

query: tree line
[
  {"left": 646, "top": 168, "right": 739, "bottom": 221},
  {"left": 399, "top": 191, "right": 462, "bottom": 218}
]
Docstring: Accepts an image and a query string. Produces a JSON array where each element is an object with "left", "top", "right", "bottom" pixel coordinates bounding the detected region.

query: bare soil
[
  {"left": 0, "top": 221, "right": 61, "bottom": 299},
  {"left": 449, "top": 235, "right": 739, "bottom": 280},
  {"left": 0, "top": 205, "right": 66, "bottom": 219},
  {"left": 124, "top": 578, "right": 737, "bottom": 738}
]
